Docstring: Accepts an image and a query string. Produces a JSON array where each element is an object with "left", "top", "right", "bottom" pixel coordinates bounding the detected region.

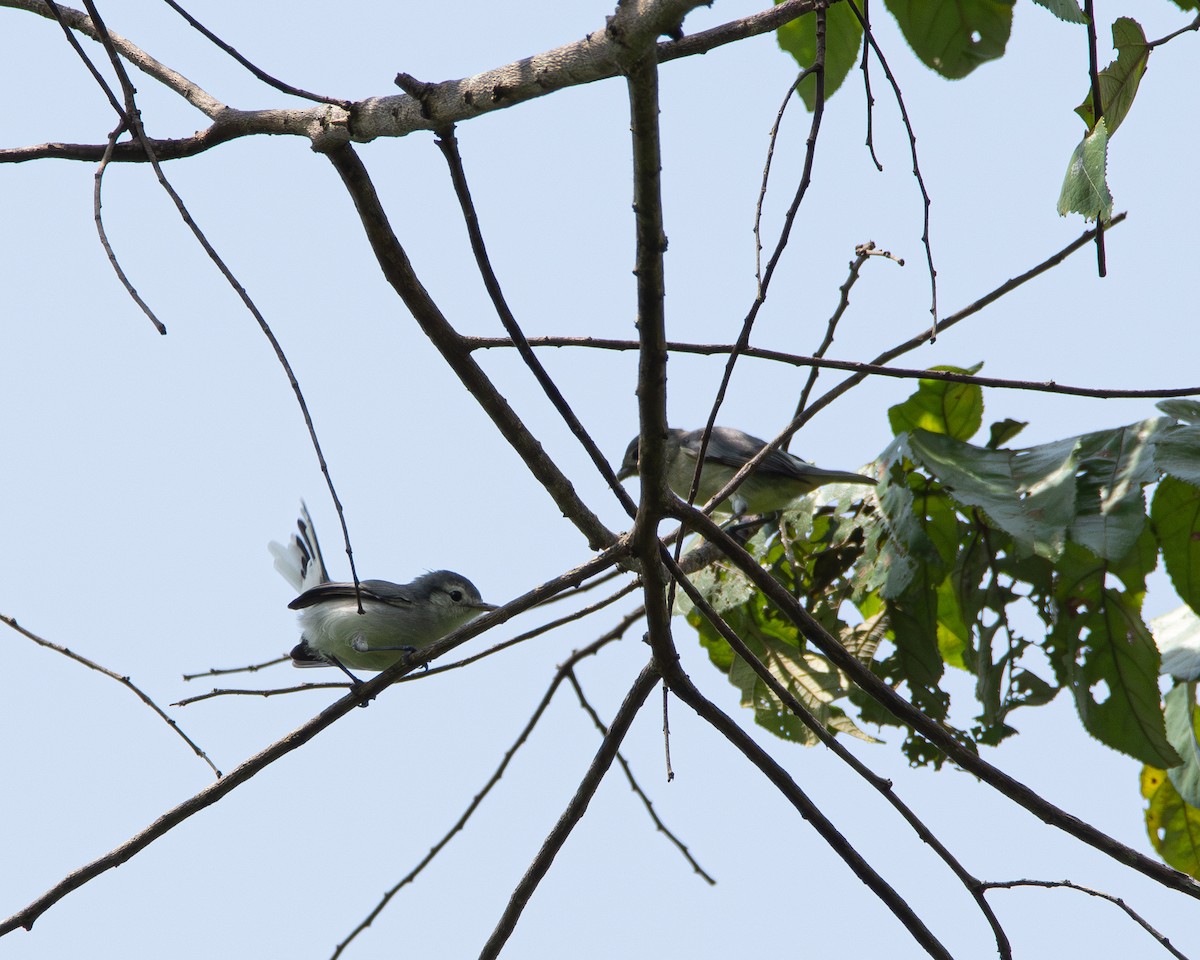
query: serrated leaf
[
  {"left": 1067, "top": 420, "right": 1166, "bottom": 560},
  {"left": 1075, "top": 18, "right": 1149, "bottom": 137},
  {"left": 1154, "top": 424, "right": 1200, "bottom": 486},
  {"left": 884, "top": 0, "right": 1013, "bottom": 79},
  {"left": 776, "top": 1, "right": 865, "bottom": 111},
  {"left": 1032, "top": 0, "right": 1087, "bottom": 23},
  {"left": 1157, "top": 399, "right": 1200, "bottom": 425},
  {"left": 1058, "top": 119, "right": 1114, "bottom": 222},
  {"left": 888, "top": 364, "right": 984, "bottom": 441},
  {"left": 1153, "top": 605, "right": 1200, "bottom": 681},
  {"left": 1152, "top": 476, "right": 1200, "bottom": 613},
  {"left": 1144, "top": 768, "right": 1200, "bottom": 878},
  {"left": 1052, "top": 537, "right": 1178, "bottom": 767},
  {"left": 909, "top": 429, "right": 1079, "bottom": 559},
  {"left": 1165, "top": 684, "right": 1200, "bottom": 805}
]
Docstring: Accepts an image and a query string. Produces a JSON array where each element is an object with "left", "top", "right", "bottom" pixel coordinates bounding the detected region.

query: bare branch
[
  {"left": 984, "top": 879, "right": 1191, "bottom": 960},
  {"left": 565, "top": 669, "right": 716, "bottom": 885},
  {"left": 2, "top": 613, "right": 221, "bottom": 778},
  {"left": 332, "top": 627, "right": 637, "bottom": 958},
  {"left": 671, "top": 501, "right": 1200, "bottom": 902},
  {"left": 322, "top": 141, "right": 618, "bottom": 552},
  {"left": 477, "top": 660, "right": 661, "bottom": 960},
  {"left": 182, "top": 656, "right": 290, "bottom": 681}
]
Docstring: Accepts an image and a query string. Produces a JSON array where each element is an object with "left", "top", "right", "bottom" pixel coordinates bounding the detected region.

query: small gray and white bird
[
  {"left": 269, "top": 503, "right": 496, "bottom": 678},
  {"left": 617, "top": 426, "right": 877, "bottom": 515}
]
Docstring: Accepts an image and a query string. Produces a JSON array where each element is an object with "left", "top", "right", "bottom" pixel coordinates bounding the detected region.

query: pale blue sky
[{"left": 2, "top": 1, "right": 1198, "bottom": 957}]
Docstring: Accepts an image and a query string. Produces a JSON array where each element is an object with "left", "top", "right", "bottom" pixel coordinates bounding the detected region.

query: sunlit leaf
[
  {"left": 887, "top": 364, "right": 984, "bottom": 441},
  {"left": 1152, "top": 477, "right": 1200, "bottom": 616},
  {"left": 1144, "top": 768, "right": 1200, "bottom": 878},
  {"left": 1154, "top": 424, "right": 1200, "bottom": 486},
  {"left": 1057, "top": 119, "right": 1114, "bottom": 222},
  {"left": 1153, "top": 605, "right": 1200, "bottom": 681},
  {"left": 1032, "top": 0, "right": 1087, "bottom": 23},
  {"left": 884, "top": 0, "right": 1013, "bottom": 79},
  {"left": 1075, "top": 18, "right": 1149, "bottom": 137},
  {"left": 776, "top": 1, "right": 865, "bottom": 110},
  {"left": 1165, "top": 684, "right": 1200, "bottom": 806}
]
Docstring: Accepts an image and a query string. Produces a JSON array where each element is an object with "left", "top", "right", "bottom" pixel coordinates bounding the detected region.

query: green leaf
[
  {"left": 1165, "top": 684, "right": 1200, "bottom": 806},
  {"left": 1154, "top": 424, "right": 1200, "bottom": 486},
  {"left": 1075, "top": 18, "right": 1150, "bottom": 137},
  {"left": 1057, "top": 119, "right": 1114, "bottom": 222},
  {"left": 908, "top": 429, "right": 1079, "bottom": 559},
  {"left": 1152, "top": 605, "right": 1200, "bottom": 681},
  {"left": 1051, "top": 536, "right": 1179, "bottom": 767},
  {"left": 1157, "top": 399, "right": 1200, "bottom": 425},
  {"left": 776, "top": 1, "right": 865, "bottom": 111},
  {"left": 1144, "top": 767, "right": 1200, "bottom": 878},
  {"left": 887, "top": 364, "right": 984, "bottom": 441},
  {"left": 1032, "top": 0, "right": 1087, "bottom": 23},
  {"left": 1152, "top": 476, "right": 1200, "bottom": 612},
  {"left": 1067, "top": 420, "right": 1165, "bottom": 561},
  {"left": 987, "top": 418, "right": 1027, "bottom": 449},
  {"left": 884, "top": 0, "right": 1014, "bottom": 79}
]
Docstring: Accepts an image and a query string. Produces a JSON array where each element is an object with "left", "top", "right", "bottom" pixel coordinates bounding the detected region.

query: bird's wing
[
  {"left": 690, "top": 427, "right": 806, "bottom": 478},
  {"left": 287, "top": 579, "right": 414, "bottom": 610},
  {"left": 269, "top": 501, "right": 331, "bottom": 592}
]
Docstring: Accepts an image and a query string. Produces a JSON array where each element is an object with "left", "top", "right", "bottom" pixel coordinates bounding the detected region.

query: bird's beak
[{"left": 473, "top": 601, "right": 500, "bottom": 612}]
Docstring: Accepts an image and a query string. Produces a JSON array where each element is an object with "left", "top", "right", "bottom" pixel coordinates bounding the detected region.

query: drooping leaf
[
  {"left": 1057, "top": 119, "right": 1114, "bottom": 222},
  {"left": 1165, "top": 684, "right": 1200, "bottom": 806},
  {"left": 1144, "top": 767, "right": 1200, "bottom": 878},
  {"left": 1067, "top": 420, "right": 1166, "bottom": 561},
  {"left": 776, "top": 1, "right": 865, "bottom": 111},
  {"left": 1154, "top": 424, "right": 1200, "bottom": 486},
  {"left": 1152, "top": 477, "right": 1200, "bottom": 615},
  {"left": 1153, "top": 605, "right": 1200, "bottom": 681},
  {"left": 987, "top": 418, "right": 1027, "bottom": 449},
  {"left": 887, "top": 364, "right": 984, "bottom": 441},
  {"left": 1157, "top": 399, "right": 1200, "bottom": 426},
  {"left": 908, "top": 429, "right": 1079, "bottom": 559},
  {"left": 884, "top": 0, "right": 1014, "bottom": 79},
  {"left": 1032, "top": 0, "right": 1087, "bottom": 23},
  {"left": 1075, "top": 18, "right": 1150, "bottom": 137},
  {"left": 1050, "top": 535, "right": 1178, "bottom": 767}
]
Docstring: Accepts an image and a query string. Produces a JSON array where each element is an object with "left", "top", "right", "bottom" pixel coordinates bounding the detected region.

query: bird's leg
[
  {"left": 350, "top": 638, "right": 429, "bottom": 671},
  {"left": 324, "top": 654, "right": 373, "bottom": 707}
]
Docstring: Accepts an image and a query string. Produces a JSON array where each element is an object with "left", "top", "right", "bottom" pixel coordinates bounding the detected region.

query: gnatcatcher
[
  {"left": 269, "top": 503, "right": 496, "bottom": 681},
  {"left": 617, "top": 426, "right": 876, "bottom": 515}
]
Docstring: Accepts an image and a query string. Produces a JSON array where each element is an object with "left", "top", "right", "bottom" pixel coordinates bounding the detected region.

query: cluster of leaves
[
  {"left": 680, "top": 369, "right": 1200, "bottom": 866},
  {"left": 774, "top": 0, "right": 1198, "bottom": 223}
]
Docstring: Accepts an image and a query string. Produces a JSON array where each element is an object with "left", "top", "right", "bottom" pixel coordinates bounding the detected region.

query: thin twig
[
  {"left": 671, "top": 501, "right": 1200, "bottom": 902},
  {"left": 160, "top": 0, "right": 351, "bottom": 107},
  {"left": 60, "top": 0, "right": 366, "bottom": 607},
  {"left": 1081, "top": 0, "right": 1107, "bottom": 275},
  {"left": 331, "top": 628, "right": 633, "bottom": 959},
  {"left": 322, "top": 141, "right": 617, "bottom": 553},
  {"left": 172, "top": 682, "right": 350, "bottom": 707},
  {"left": 983, "top": 879, "right": 1191, "bottom": 960},
  {"left": 2, "top": 613, "right": 221, "bottom": 778},
  {"left": 792, "top": 241, "right": 902, "bottom": 421},
  {"left": 859, "top": 0, "right": 883, "bottom": 171},
  {"left": 477, "top": 660, "right": 661, "bottom": 960},
  {"left": 847, "top": 0, "right": 938, "bottom": 336},
  {"left": 433, "top": 127, "right": 636, "bottom": 517},
  {"left": 0, "top": 549, "right": 623, "bottom": 935},
  {"left": 664, "top": 555, "right": 1010, "bottom": 957},
  {"left": 566, "top": 669, "right": 713, "bottom": 883},
  {"left": 753, "top": 70, "right": 808, "bottom": 294},
  {"left": 182, "top": 656, "right": 289, "bottom": 681}
]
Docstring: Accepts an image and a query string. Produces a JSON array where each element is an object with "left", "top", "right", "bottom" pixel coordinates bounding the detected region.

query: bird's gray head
[
  {"left": 410, "top": 571, "right": 496, "bottom": 613},
  {"left": 616, "top": 429, "right": 687, "bottom": 481}
]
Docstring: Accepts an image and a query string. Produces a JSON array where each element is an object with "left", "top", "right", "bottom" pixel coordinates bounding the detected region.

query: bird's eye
[{"left": 450, "top": 589, "right": 464, "bottom": 602}]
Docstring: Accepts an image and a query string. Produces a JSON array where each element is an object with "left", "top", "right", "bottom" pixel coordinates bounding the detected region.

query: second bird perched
[
  {"left": 617, "top": 426, "right": 877, "bottom": 515},
  {"left": 269, "top": 503, "right": 496, "bottom": 679}
]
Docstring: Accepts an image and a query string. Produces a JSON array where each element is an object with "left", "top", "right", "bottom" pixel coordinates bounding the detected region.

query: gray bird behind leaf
[
  {"left": 269, "top": 503, "right": 495, "bottom": 679},
  {"left": 617, "top": 426, "right": 876, "bottom": 515}
]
